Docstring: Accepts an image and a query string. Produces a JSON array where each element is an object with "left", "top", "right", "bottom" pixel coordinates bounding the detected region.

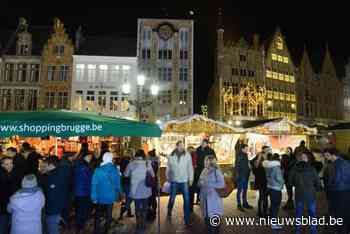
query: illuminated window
[
  {"left": 99, "top": 65, "right": 108, "bottom": 82},
  {"left": 272, "top": 72, "right": 278, "bottom": 79},
  {"left": 267, "top": 90, "right": 273, "bottom": 98},
  {"left": 284, "top": 74, "right": 290, "bottom": 82},
  {"left": 290, "top": 75, "right": 295, "bottom": 83},
  {"left": 278, "top": 55, "right": 283, "bottom": 62},
  {"left": 291, "top": 94, "right": 296, "bottom": 101},
  {"left": 276, "top": 36, "right": 283, "bottom": 50},
  {"left": 280, "top": 92, "right": 285, "bottom": 100},
  {"left": 283, "top": 57, "right": 289, "bottom": 63},
  {"left": 278, "top": 73, "right": 284, "bottom": 80},
  {"left": 286, "top": 94, "right": 290, "bottom": 101},
  {"left": 266, "top": 70, "right": 272, "bottom": 78},
  {"left": 272, "top": 53, "right": 277, "bottom": 61},
  {"left": 76, "top": 64, "right": 85, "bottom": 82},
  {"left": 273, "top": 91, "right": 279, "bottom": 99},
  {"left": 86, "top": 90, "right": 95, "bottom": 111},
  {"left": 74, "top": 90, "right": 83, "bottom": 111},
  {"left": 87, "top": 65, "right": 96, "bottom": 83}
]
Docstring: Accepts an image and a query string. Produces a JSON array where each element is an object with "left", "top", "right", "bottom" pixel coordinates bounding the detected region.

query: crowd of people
[{"left": 0, "top": 139, "right": 349, "bottom": 234}]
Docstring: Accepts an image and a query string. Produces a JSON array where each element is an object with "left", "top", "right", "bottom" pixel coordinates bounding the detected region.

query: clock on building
[{"left": 156, "top": 23, "right": 176, "bottom": 41}]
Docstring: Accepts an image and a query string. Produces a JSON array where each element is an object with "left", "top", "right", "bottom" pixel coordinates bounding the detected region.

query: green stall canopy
[{"left": 0, "top": 111, "right": 162, "bottom": 138}]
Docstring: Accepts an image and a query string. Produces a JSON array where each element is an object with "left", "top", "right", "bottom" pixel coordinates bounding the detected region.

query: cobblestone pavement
[{"left": 62, "top": 191, "right": 333, "bottom": 234}]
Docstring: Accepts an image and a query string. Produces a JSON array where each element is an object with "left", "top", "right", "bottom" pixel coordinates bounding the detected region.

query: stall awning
[
  {"left": 0, "top": 110, "right": 162, "bottom": 138},
  {"left": 161, "top": 114, "right": 244, "bottom": 134}
]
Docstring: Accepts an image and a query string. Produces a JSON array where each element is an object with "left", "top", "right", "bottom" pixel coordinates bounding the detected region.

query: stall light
[
  {"left": 228, "top": 120, "right": 233, "bottom": 125},
  {"left": 291, "top": 103, "right": 296, "bottom": 109},
  {"left": 235, "top": 120, "right": 241, "bottom": 126},
  {"left": 267, "top": 100, "right": 273, "bottom": 106}
]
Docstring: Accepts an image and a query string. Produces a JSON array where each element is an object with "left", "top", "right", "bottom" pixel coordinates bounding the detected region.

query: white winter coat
[
  {"left": 7, "top": 189, "right": 45, "bottom": 234},
  {"left": 166, "top": 151, "right": 194, "bottom": 183},
  {"left": 199, "top": 168, "right": 225, "bottom": 218}
]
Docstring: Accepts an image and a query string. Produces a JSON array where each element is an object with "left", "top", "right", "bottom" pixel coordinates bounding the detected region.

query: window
[
  {"left": 0, "top": 89, "right": 11, "bottom": 111},
  {"left": 232, "top": 68, "right": 239, "bottom": 76},
  {"left": 267, "top": 90, "right": 273, "bottom": 98},
  {"left": 74, "top": 90, "right": 83, "bottom": 111},
  {"left": 180, "top": 67, "right": 188, "bottom": 81},
  {"left": 58, "top": 65, "right": 69, "bottom": 81},
  {"left": 17, "top": 64, "right": 27, "bottom": 82},
  {"left": 46, "top": 92, "right": 55, "bottom": 109},
  {"left": 87, "top": 65, "right": 96, "bottom": 83},
  {"left": 272, "top": 53, "right": 277, "bottom": 61},
  {"left": 99, "top": 65, "right": 108, "bottom": 82},
  {"left": 272, "top": 72, "right": 278, "bottom": 79},
  {"left": 284, "top": 74, "right": 290, "bottom": 82},
  {"left": 179, "top": 28, "right": 189, "bottom": 49},
  {"left": 30, "top": 64, "right": 40, "bottom": 82},
  {"left": 76, "top": 64, "right": 85, "bottom": 82},
  {"left": 278, "top": 55, "right": 283, "bottom": 62},
  {"left": 248, "top": 70, "right": 255, "bottom": 77},
  {"left": 58, "top": 92, "right": 68, "bottom": 109},
  {"left": 27, "top": 90, "right": 38, "bottom": 111},
  {"left": 240, "top": 69, "right": 247, "bottom": 76},
  {"left": 278, "top": 73, "right": 284, "bottom": 80},
  {"left": 179, "top": 89, "right": 188, "bottom": 104},
  {"left": 14, "top": 89, "right": 25, "bottom": 110},
  {"left": 283, "top": 56, "right": 289, "bottom": 63},
  {"left": 86, "top": 90, "right": 95, "bottom": 111},
  {"left": 19, "top": 44, "right": 29, "bottom": 56},
  {"left": 290, "top": 75, "right": 295, "bottom": 83},
  {"left": 180, "top": 50, "right": 188, "bottom": 60},
  {"left": 239, "top": 55, "right": 247, "bottom": 62},
  {"left": 266, "top": 70, "right": 272, "bottom": 78},
  {"left": 159, "top": 90, "right": 172, "bottom": 104},
  {"left": 158, "top": 49, "right": 172, "bottom": 60},
  {"left": 110, "top": 65, "right": 120, "bottom": 80},
  {"left": 5, "top": 64, "right": 14, "bottom": 82},
  {"left": 54, "top": 45, "right": 65, "bottom": 56},
  {"left": 158, "top": 38, "right": 173, "bottom": 61},
  {"left": 97, "top": 91, "right": 107, "bottom": 111},
  {"left": 158, "top": 67, "right": 172, "bottom": 81},
  {"left": 110, "top": 91, "right": 119, "bottom": 112},
  {"left": 48, "top": 65, "right": 55, "bottom": 81},
  {"left": 141, "top": 48, "right": 151, "bottom": 60},
  {"left": 276, "top": 36, "right": 283, "bottom": 50}
]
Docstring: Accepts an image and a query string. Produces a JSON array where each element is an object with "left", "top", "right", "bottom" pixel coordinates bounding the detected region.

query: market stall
[
  {"left": 242, "top": 117, "right": 318, "bottom": 156},
  {"left": 149, "top": 114, "right": 244, "bottom": 167}
]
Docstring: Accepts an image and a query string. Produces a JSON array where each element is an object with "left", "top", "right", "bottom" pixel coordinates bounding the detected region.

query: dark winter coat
[
  {"left": 0, "top": 168, "right": 20, "bottom": 214},
  {"left": 235, "top": 152, "right": 250, "bottom": 180},
  {"left": 25, "top": 151, "right": 41, "bottom": 175},
  {"left": 326, "top": 158, "right": 350, "bottom": 191},
  {"left": 289, "top": 161, "right": 322, "bottom": 202},
  {"left": 41, "top": 166, "right": 70, "bottom": 215},
  {"left": 13, "top": 154, "right": 27, "bottom": 181},
  {"left": 73, "top": 159, "right": 93, "bottom": 197},
  {"left": 252, "top": 155, "right": 267, "bottom": 190}
]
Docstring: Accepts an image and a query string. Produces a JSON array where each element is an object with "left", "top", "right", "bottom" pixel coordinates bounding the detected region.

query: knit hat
[
  {"left": 101, "top": 152, "right": 113, "bottom": 166},
  {"left": 22, "top": 174, "right": 38, "bottom": 189}
]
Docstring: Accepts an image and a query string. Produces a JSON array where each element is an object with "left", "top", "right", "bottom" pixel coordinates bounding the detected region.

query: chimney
[{"left": 253, "top": 33, "right": 260, "bottom": 49}]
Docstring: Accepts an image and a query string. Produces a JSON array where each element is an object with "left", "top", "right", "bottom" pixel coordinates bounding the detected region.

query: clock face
[{"left": 158, "top": 24, "right": 174, "bottom": 41}]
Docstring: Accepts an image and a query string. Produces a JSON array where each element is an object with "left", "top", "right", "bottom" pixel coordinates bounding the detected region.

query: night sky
[{"left": 1, "top": 2, "right": 349, "bottom": 113}]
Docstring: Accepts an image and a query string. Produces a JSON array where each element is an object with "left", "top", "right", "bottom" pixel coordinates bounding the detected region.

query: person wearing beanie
[
  {"left": 91, "top": 152, "right": 121, "bottom": 234},
  {"left": 7, "top": 174, "right": 45, "bottom": 234}
]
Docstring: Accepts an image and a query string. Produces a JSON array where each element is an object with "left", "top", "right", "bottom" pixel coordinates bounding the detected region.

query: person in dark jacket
[
  {"left": 0, "top": 157, "right": 20, "bottom": 234},
  {"left": 73, "top": 154, "right": 93, "bottom": 234},
  {"left": 41, "top": 156, "right": 70, "bottom": 234},
  {"left": 235, "top": 144, "right": 253, "bottom": 211},
  {"left": 188, "top": 146, "right": 199, "bottom": 212},
  {"left": 252, "top": 146, "right": 269, "bottom": 217},
  {"left": 21, "top": 142, "right": 41, "bottom": 176},
  {"left": 119, "top": 149, "right": 135, "bottom": 220},
  {"left": 194, "top": 139, "right": 216, "bottom": 206},
  {"left": 281, "top": 147, "right": 296, "bottom": 209},
  {"left": 147, "top": 149, "right": 159, "bottom": 220},
  {"left": 6, "top": 147, "right": 27, "bottom": 183},
  {"left": 289, "top": 152, "right": 321, "bottom": 234},
  {"left": 324, "top": 148, "right": 350, "bottom": 234},
  {"left": 293, "top": 140, "right": 307, "bottom": 159}
]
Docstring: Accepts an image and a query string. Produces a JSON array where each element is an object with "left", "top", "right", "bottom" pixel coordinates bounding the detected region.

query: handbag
[{"left": 145, "top": 161, "right": 156, "bottom": 188}]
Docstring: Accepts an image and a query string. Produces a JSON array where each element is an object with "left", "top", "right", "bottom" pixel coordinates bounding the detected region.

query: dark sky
[{"left": 1, "top": 2, "right": 349, "bottom": 113}]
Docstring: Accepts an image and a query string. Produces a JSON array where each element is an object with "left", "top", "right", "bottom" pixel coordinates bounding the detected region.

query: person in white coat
[
  {"left": 166, "top": 141, "right": 194, "bottom": 225},
  {"left": 199, "top": 155, "right": 225, "bottom": 234},
  {"left": 7, "top": 174, "right": 45, "bottom": 234}
]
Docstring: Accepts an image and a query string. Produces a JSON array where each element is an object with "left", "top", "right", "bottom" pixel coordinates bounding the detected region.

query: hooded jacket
[
  {"left": 326, "top": 157, "right": 350, "bottom": 191},
  {"left": 289, "top": 161, "right": 322, "bottom": 202},
  {"left": 91, "top": 163, "right": 120, "bottom": 204},
  {"left": 263, "top": 160, "right": 284, "bottom": 191},
  {"left": 73, "top": 159, "right": 93, "bottom": 197}
]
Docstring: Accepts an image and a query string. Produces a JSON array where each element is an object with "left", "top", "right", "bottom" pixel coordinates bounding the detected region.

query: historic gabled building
[
  {"left": 137, "top": 18, "right": 194, "bottom": 121},
  {"left": 0, "top": 19, "right": 41, "bottom": 112},
  {"left": 264, "top": 28, "right": 297, "bottom": 121},
  {"left": 39, "top": 18, "right": 74, "bottom": 110}
]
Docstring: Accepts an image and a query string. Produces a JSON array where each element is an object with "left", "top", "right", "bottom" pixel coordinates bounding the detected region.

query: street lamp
[
  {"left": 122, "top": 83, "right": 131, "bottom": 94},
  {"left": 235, "top": 120, "right": 241, "bottom": 126},
  {"left": 228, "top": 120, "right": 233, "bottom": 125},
  {"left": 150, "top": 84, "right": 159, "bottom": 96},
  {"left": 137, "top": 74, "right": 146, "bottom": 86}
]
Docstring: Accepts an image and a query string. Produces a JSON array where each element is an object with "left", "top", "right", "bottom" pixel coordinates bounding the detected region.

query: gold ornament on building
[{"left": 223, "top": 82, "right": 266, "bottom": 118}]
